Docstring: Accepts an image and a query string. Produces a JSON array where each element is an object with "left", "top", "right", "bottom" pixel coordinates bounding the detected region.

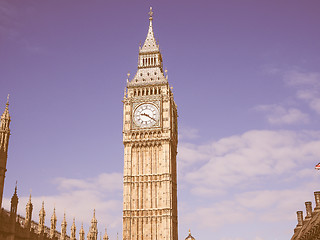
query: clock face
[{"left": 133, "top": 103, "right": 160, "bottom": 128}]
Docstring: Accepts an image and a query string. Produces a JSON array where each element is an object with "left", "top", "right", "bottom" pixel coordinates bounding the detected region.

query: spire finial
[
  {"left": 149, "top": 7, "right": 153, "bottom": 20},
  {"left": 12, "top": 181, "right": 18, "bottom": 200},
  {"left": 51, "top": 206, "right": 57, "bottom": 221},
  {"left": 189, "top": 229, "right": 191, "bottom": 235},
  {"left": 126, "top": 72, "right": 130, "bottom": 84},
  {"left": 6, "top": 94, "right": 9, "bottom": 106}
]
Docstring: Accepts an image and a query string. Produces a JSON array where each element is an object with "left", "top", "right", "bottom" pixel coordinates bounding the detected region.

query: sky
[{"left": 1, "top": 0, "right": 320, "bottom": 239}]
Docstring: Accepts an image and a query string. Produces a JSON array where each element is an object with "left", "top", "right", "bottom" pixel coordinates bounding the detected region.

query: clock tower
[{"left": 122, "top": 7, "right": 178, "bottom": 240}]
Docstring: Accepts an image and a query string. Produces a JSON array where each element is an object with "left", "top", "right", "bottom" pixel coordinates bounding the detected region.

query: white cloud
[
  {"left": 220, "top": 237, "right": 264, "bottom": 240},
  {"left": 220, "top": 238, "right": 244, "bottom": 240},
  {"left": 180, "top": 173, "right": 320, "bottom": 234},
  {"left": 258, "top": 68, "right": 320, "bottom": 121},
  {"left": 179, "top": 130, "right": 320, "bottom": 193},
  {"left": 310, "top": 100, "right": 320, "bottom": 114},
  {"left": 284, "top": 70, "right": 320, "bottom": 87},
  {"left": 55, "top": 172, "right": 122, "bottom": 192},
  {"left": 3, "top": 172, "right": 123, "bottom": 238},
  {"left": 255, "top": 104, "right": 309, "bottom": 125},
  {"left": 178, "top": 143, "right": 209, "bottom": 170},
  {"left": 219, "top": 237, "right": 264, "bottom": 240},
  {"left": 283, "top": 70, "right": 320, "bottom": 115},
  {"left": 182, "top": 199, "right": 254, "bottom": 229},
  {"left": 177, "top": 128, "right": 320, "bottom": 237},
  {"left": 179, "top": 126, "right": 200, "bottom": 140},
  {"left": 296, "top": 89, "right": 316, "bottom": 101},
  {"left": 235, "top": 184, "right": 318, "bottom": 220}
]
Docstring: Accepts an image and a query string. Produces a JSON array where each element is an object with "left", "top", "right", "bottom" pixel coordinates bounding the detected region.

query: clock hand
[{"left": 141, "top": 113, "right": 156, "bottom": 122}]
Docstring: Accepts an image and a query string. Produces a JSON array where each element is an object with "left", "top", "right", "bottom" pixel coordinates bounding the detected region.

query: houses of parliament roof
[{"left": 291, "top": 191, "right": 320, "bottom": 240}]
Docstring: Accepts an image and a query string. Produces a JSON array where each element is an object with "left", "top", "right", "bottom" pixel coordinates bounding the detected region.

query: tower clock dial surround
[{"left": 133, "top": 103, "right": 160, "bottom": 128}]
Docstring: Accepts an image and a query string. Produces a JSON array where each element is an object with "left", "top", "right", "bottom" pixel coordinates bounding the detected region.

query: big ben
[{"left": 122, "top": 7, "right": 178, "bottom": 240}]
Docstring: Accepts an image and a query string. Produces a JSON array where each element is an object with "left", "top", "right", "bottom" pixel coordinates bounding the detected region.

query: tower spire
[
  {"left": 79, "top": 222, "right": 85, "bottom": 240},
  {"left": 0, "top": 95, "right": 11, "bottom": 208},
  {"left": 103, "top": 227, "right": 109, "bottom": 240},
  {"left": 70, "top": 218, "right": 77, "bottom": 240},
  {"left": 88, "top": 209, "right": 98, "bottom": 240},
  {"left": 1, "top": 94, "right": 10, "bottom": 123},
  {"left": 24, "top": 193, "right": 33, "bottom": 230},
  {"left": 128, "top": 7, "right": 167, "bottom": 86},
  {"left": 60, "top": 212, "right": 67, "bottom": 240},
  {"left": 50, "top": 206, "right": 57, "bottom": 238},
  {"left": 10, "top": 182, "right": 19, "bottom": 216},
  {"left": 140, "top": 6, "right": 159, "bottom": 53},
  {"left": 38, "top": 201, "right": 46, "bottom": 234},
  {"left": 9, "top": 183, "right": 19, "bottom": 234}
]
